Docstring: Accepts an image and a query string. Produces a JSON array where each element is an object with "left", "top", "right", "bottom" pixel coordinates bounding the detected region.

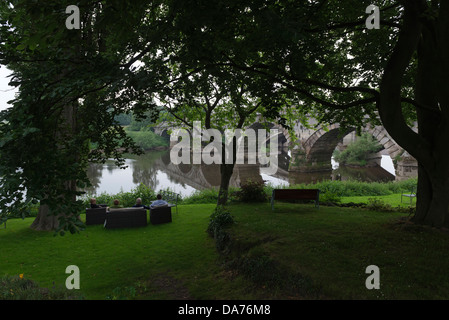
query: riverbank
[{"left": 16, "top": 178, "right": 416, "bottom": 219}]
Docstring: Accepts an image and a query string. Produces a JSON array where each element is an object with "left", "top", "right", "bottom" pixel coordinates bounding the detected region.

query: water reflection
[{"left": 85, "top": 151, "right": 395, "bottom": 197}]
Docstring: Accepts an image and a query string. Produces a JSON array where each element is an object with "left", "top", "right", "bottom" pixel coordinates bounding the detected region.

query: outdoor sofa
[{"left": 103, "top": 207, "right": 148, "bottom": 229}]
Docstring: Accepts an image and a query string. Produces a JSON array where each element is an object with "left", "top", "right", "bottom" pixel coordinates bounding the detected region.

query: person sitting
[
  {"left": 132, "top": 198, "right": 150, "bottom": 210},
  {"left": 90, "top": 198, "right": 108, "bottom": 209},
  {"left": 110, "top": 199, "right": 123, "bottom": 209},
  {"left": 150, "top": 194, "right": 168, "bottom": 209}
]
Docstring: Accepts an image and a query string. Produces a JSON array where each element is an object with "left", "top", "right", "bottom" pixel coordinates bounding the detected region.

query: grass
[
  {"left": 341, "top": 193, "right": 416, "bottom": 208},
  {"left": 2, "top": 191, "right": 448, "bottom": 300},
  {"left": 225, "top": 201, "right": 449, "bottom": 299},
  {"left": 0, "top": 204, "right": 257, "bottom": 300}
]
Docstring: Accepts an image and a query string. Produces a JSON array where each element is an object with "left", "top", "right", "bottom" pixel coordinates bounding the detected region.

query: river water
[{"left": 85, "top": 150, "right": 396, "bottom": 197}]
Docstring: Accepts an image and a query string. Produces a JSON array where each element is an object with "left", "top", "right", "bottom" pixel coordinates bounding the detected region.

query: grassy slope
[
  {"left": 0, "top": 204, "right": 256, "bottom": 300},
  {"left": 227, "top": 201, "right": 449, "bottom": 299},
  {"left": 2, "top": 194, "right": 449, "bottom": 300}
]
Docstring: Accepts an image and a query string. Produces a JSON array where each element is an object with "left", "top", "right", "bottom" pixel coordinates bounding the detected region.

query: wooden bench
[{"left": 271, "top": 189, "right": 320, "bottom": 211}]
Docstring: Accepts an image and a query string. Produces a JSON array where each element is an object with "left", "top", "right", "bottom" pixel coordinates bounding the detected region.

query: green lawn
[
  {"left": 226, "top": 200, "right": 449, "bottom": 299},
  {"left": 0, "top": 204, "right": 257, "bottom": 300},
  {"left": 2, "top": 195, "right": 449, "bottom": 300},
  {"left": 341, "top": 192, "right": 416, "bottom": 208}
]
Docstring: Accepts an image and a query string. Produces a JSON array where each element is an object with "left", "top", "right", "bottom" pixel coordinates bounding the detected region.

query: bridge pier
[
  {"left": 394, "top": 151, "right": 418, "bottom": 181},
  {"left": 289, "top": 147, "right": 333, "bottom": 173}
]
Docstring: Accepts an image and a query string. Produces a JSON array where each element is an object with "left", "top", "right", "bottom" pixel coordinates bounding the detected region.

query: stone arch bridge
[{"left": 153, "top": 120, "right": 418, "bottom": 181}]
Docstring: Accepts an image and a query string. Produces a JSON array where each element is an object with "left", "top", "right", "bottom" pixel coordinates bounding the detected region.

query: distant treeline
[{"left": 115, "top": 111, "right": 169, "bottom": 150}]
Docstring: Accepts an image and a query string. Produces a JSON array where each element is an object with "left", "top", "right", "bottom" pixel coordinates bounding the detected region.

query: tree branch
[{"left": 379, "top": 0, "right": 432, "bottom": 167}]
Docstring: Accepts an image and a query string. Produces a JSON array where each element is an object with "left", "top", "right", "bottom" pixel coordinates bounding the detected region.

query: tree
[
  {"left": 1, "top": 0, "right": 447, "bottom": 230},
  {"left": 181, "top": 0, "right": 448, "bottom": 227},
  {"left": 157, "top": 66, "right": 286, "bottom": 205},
  {"left": 0, "top": 0, "right": 154, "bottom": 232}
]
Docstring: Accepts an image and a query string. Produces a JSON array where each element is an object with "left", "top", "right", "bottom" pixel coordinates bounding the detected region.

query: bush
[
  {"left": 207, "top": 206, "right": 234, "bottom": 251},
  {"left": 235, "top": 180, "right": 268, "bottom": 202},
  {"left": 0, "top": 275, "right": 83, "bottom": 300},
  {"left": 287, "top": 178, "right": 417, "bottom": 197},
  {"left": 320, "top": 192, "right": 341, "bottom": 204},
  {"left": 82, "top": 183, "right": 156, "bottom": 208},
  {"left": 181, "top": 187, "right": 240, "bottom": 204},
  {"left": 333, "top": 133, "right": 383, "bottom": 166},
  {"left": 366, "top": 198, "right": 392, "bottom": 211},
  {"left": 182, "top": 188, "right": 220, "bottom": 205}
]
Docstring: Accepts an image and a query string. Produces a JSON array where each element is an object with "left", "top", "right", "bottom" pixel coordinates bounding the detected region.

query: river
[{"left": 85, "top": 150, "right": 396, "bottom": 197}]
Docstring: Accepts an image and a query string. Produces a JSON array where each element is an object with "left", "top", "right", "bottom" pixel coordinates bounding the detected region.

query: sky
[{"left": 0, "top": 64, "right": 17, "bottom": 111}]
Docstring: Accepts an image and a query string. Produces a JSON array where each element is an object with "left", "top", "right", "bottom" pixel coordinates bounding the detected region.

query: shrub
[
  {"left": 81, "top": 183, "right": 156, "bottom": 208},
  {"left": 333, "top": 133, "right": 383, "bottom": 166},
  {"left": 235, "top": 180, "right": 267, "bottom": 202},
  {"left": 287, "top": 178, "right": 417, "bottom": 197},
  {"left": 366, "top": 198, "right": 392, "bottom": 211},
  {"left": 320, "top": 192, "right": 342, "bottom": 204},
  {"left": 181, "top": 187, "right": 240, "bottom": 204},
  {"left": 206, "top": 206, "right": 234, "bottom": 251},
  {"left": 182, "top": 188, "right": 220, "bottom": 204}
]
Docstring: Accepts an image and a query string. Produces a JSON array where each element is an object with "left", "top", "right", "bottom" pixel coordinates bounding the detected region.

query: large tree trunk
[
  {"left": 30, "top": 205, "right": 60, "bottom": 231},
  {"left": 30, "top": 102, "right": 79, "bottom": 231},
  {"left": 30, "top": 179, "right": 78, "bottom": 232},
  {"left": 379, "top": 1, "right": 449, "bottom": 227},
  {"left": 216, "top": 126, "right": 241, "bottom": 206},
  {"left": 410, "top": 1, "right": 449, "bottom": 227},
  {"left": 217, "top": 163, "right": 236, "bottom": 206}
]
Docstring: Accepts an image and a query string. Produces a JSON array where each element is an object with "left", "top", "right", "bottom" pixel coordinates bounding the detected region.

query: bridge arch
[{"left": 294, "top": 124, "right": 404, "bottom": 173}]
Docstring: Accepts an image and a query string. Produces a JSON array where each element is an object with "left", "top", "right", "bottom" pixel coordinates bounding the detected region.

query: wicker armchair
[
  {"left": 150, "top": 206, "right": 172, "bottom": 225},
  {"left": 104, "top": 208, "right": 147, "bottom": 229},
  {"left": 158, "top": 190, "right": 180, "bottom": 214},
  {"left": 85, "top": 207, "right": 108, "bottom": 225}
]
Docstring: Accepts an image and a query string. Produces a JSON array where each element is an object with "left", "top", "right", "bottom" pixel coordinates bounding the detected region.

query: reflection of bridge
[
  {"left": 154, "top": 151, "right": 265, "bottom": 190},
  {"left": 153, "top": 118, "right": 418, "bottom": 181}
]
